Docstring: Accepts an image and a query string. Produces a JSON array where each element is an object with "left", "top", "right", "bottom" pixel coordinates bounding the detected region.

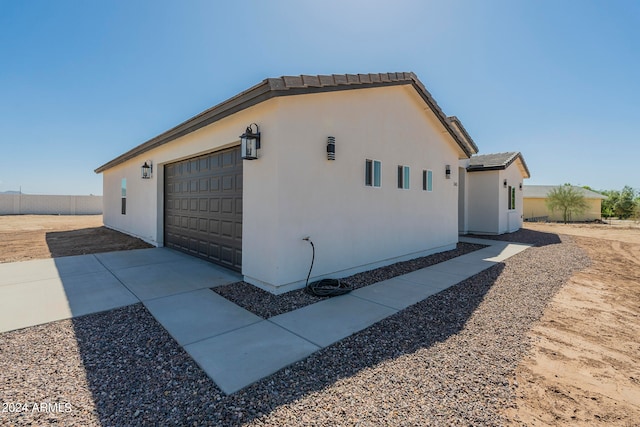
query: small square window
[
  {"left": 423, "top": 169, "right": 433, "bottom": 192},
  {"left": 365, "top": 159, "right": 381, "bottom": 187},
  {"left": 398, "top": 165, "right": 410, "bottom": 189}
]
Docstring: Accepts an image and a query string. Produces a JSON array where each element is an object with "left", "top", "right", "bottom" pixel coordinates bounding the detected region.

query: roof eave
[
  {"left": 95, "top": 79, "right": 274, "bottom": 173},
  {"left": 95, "top": 72, "right": 475, "bottom": 173}
]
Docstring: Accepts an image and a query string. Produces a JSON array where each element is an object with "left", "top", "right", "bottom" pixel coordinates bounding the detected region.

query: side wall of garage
[
  {"left": 102, "top": 84, "right": 465, "bottom": 293},
  {"left": 242, "top": 85, "right": 463, "bottom": 293}
]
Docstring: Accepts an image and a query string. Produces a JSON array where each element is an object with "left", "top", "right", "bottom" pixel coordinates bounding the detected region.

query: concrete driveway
[{"left": 0, "top": 247, "right": 241, "bottom": 333}]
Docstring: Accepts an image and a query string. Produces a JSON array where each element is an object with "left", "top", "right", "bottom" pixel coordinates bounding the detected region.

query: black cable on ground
[{"left": 303, "top": 237, "right": 352, "bottom": 297}]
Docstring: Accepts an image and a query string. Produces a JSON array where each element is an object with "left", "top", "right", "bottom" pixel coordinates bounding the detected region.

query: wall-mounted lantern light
[
  {"left": 519, "top": 182, "right": 523, "bottom": 190},
  {"left": 503, "top": 179, "right": 508, "bottom": 188},
  {"left": 141, "top": 161, "right": 152, "bottom": 179},
  {"left": 327, "top": 136, "right": 336, "bottom": 160},
  {"left": 240, "top": 123, "right": 260, "bottom": 160},
  {"left": 445, "top": 164, "right": 451, "bottom": 179}
]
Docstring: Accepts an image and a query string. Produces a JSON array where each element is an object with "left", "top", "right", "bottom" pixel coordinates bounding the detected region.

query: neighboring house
[
  {"left": 95, "top": 72, "right": 481, "bottom": 294},
  {"left": 523, "top": 185, "right": 605, "bottom": 222},
  {"left": 459, "top": 152, "right": 531, "bottom": 235}
]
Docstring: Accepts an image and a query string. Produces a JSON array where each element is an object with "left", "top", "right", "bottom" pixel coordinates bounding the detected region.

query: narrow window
[
  {"left": 398, "top": 165, "right": 410, "bottom": 189},
  {"left": 121, "top": 178, "right": 127, "bottom": 215},
  {"left": 508, "top": 186, "right": 516, "bottom": 210},
  {"left": 423, "top": 169, "right": 433, "bottom": 192},
  {"left": 365, "top": 159, "right": 381, "bottom": 187},
  {"left": 373, "top": 160, "right": 381, "bottom": 187}
]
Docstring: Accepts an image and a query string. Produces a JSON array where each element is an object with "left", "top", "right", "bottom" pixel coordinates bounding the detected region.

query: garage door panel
[
  {"left": 209, "top": 219, "right": 220, "bottom": 235},
  {"left": 164, "top": 146, "right": 242, "bottom": 271},
  {"left": 220, "top": 247, "right": 234, "bottom": 265},
  {"left": 208, "top": 243, "right": 220, "bottom": 259},
  {"left": 221, "top": 198, "right": 233, "bottom": 213},
  {"left": 220, "top": 221, "right": 233, "bottom": 238},
  {"left": 222, "top": 176, "right": 233, "bottom": 191},
  {"left": 222, "top": 152, "right": 233, "bottom": 167},
  {"left": 211, "top": 177, "right": 220, "bottom": 191}
]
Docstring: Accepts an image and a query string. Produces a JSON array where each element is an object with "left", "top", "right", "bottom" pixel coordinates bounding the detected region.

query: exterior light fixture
[
  {"left": 141, "top": 161, "right": 152, "bottom": 179},
  {"left": 519, "top": 182, "right": 523, "bottom": 190},
  {"left": 240, "top": 123, "right": 260, "bottom": 160},
  {"left": 327, "top": 136, "right": 335, "bottom": 160},
  {"left": 503, "top": 179, "right": 508, "bottom": 188},
  {"left": 445, "top": 164, "right": 451, "bottom": 179}
]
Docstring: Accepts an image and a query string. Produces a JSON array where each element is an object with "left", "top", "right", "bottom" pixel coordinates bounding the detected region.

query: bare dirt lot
[
  {"left": 506, "top": 222, "right": 640, "bottom": 425},
  {"left": 0, "top": 215, "right": 152, "bottom": 263}
]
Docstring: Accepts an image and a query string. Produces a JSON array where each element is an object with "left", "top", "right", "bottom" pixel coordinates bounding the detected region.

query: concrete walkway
[{"left": 0, "top": 238, "right": 530, "bottom": 395}]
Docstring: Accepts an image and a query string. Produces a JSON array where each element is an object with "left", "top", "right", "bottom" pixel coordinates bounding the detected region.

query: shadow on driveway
[
  {"left": 45, "top": 227, "right": 151, "bottom": 258},
  {"left": 469, "top": 228, "right": 561, "bottom": 246},
  {"left": 69, "top": 263, "right": 507, "bottom": 425}
]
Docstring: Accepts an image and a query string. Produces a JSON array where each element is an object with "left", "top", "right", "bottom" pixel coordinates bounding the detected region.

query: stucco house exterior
[
  {"left": 459, "top": 152, "right": 531, "bottom": 235},
  {"left": 523, "top": 185, "right": 605, "bottom": 222},
  {"left": 95, "top": 72, "right": 480, "bottom": 294}
]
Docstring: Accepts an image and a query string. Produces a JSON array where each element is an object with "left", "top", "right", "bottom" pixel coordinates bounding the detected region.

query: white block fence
[{"left": 0, "top": 194, "right": 102, "bottom": 215}]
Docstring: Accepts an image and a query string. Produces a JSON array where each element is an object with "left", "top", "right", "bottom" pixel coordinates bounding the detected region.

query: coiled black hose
[{"left": 303, "top": 238, "right": 352, "bottom": 297}]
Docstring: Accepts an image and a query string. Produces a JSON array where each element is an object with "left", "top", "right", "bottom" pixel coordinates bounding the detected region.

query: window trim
[
  {"left": 423, "top": 169, "right": 433, "bottom": 192},
  {"left": 508, "top": 185, "right": 516, "bottom": 210},
  {"left": 121, "top": 178, "right": 127, "bottom": 215},
  {"left": 365, "top": 159, "right": 382, "bottom": 188},
  {"left": 397, "top": 165, "right": 410, "bottom": 189}
]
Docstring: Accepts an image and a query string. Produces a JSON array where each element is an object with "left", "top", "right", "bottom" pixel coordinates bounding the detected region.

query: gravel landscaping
[
  {"left": 0, "top": 230, "right": 590, "bottom": 426},
  {"left": 213, "top": 242, "right": 486, "bottom": 318}
]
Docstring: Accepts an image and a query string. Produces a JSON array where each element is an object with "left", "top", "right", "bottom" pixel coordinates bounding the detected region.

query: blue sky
[{"left": 1, "top": 0, "right": 638, "bottom": 195}]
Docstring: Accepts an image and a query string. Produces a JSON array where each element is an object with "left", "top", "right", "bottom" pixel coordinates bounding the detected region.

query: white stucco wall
[
  {"left": 101, "top": 84, "right": 465, "bottom": 293},
  {"left": 466, "top": 171, "right": 499, "bottom": 234},
  {"left": 466, "top": 163, "right": 525, "bottom": 235},
  {"left": 243, "top": 86, "right": 463, "bottom": 292},
  {"left": 500, "top": 164, "right": 525, "bottom": 233},
  {"left": 457, "top": 166, "right": 468, "bottom": 233}
]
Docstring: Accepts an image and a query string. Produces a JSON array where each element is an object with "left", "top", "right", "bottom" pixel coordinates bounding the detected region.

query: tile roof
[
  {"left": 467, "top": 151, "right": 531, "bottom": 178},
  {"left": 523, "top": 185, "right": 606, "bottom": 199},
  {"left": 95, "top": 72, "right": 475, "bottom": 173},
  {"left": 447, "top": 116, "right": 479, "bottom": 155}
]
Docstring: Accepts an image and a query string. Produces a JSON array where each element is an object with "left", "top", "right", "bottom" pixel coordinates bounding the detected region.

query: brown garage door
[{"left": 164, "top": 146, "right": 242, "bottom": 271}]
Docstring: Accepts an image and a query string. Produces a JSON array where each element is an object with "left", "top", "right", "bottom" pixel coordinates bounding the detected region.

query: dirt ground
[
  {"left": 0, "top": 215, "right": 152, "bottom": 263},
  {"left": 505, "top": 222, "right": 640, "bottom": 426}
]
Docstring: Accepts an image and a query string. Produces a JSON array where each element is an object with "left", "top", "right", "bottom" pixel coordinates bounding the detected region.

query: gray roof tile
[
  {"left": 318, "top": 74, "right": 336, "bottom": 86},
  {"left": 96, "top": 72, "right": 477, "bottom": 173},
  {"left": 467, "top": 152, "right": 531, "bottom": 178}
]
